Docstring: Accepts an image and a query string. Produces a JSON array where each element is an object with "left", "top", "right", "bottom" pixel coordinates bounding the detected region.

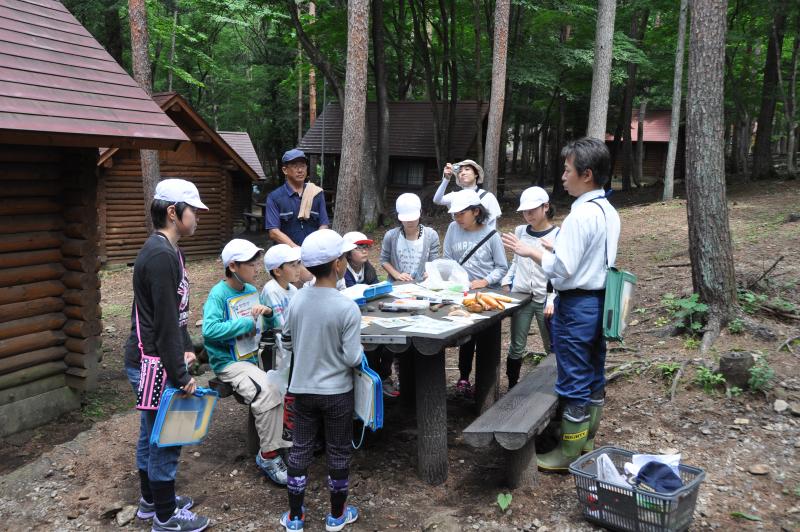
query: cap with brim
[
  {"left": 301, "top": 229, "right": 356, "bottom": 268},
  {"left": 342, "top": 231, "right": 374, "bottom": 246},
  {"left": 221, "top": 238, "right": 264, "bottom": 268},
  {"left": 396, "top": 193, "right": 422, "bottom": 221},
  {"left": 635, "top": 462, "right": 684, "bottom": 494},
  {"left": 447, "top": 189, "right": 483, "bottom": 214},
  {"left": 282, "top": 148, "right": 307, "bottom": 164},
  {"left": 456, "top": 159, "right": 485, "bottom": 185},
  {"left": 263, "top": 244, "right": 302, "bottom": 271},
  {"left": 517, "top": 186, "right": 550, "bottom": 211},
  {"left": 154, "top": 178, "right": 209, "bottom": 210}
]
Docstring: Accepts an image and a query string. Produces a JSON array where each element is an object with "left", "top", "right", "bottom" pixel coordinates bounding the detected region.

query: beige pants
[{"left": 218, "top": 361, "right": 291, "bottom": 453}]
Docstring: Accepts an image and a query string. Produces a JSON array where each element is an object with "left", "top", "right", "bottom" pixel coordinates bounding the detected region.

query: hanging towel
[{"left": 298, "top": 182, "right": 323, "bottom": 220}]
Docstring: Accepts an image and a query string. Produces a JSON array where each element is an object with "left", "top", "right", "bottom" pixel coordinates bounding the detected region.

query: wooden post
[
  {"left": 474, "top": 322, "right": 501, "bottom": 414},
  {"left": 397, "top": 347, "right": 417, "bottom": 409},
  {"left": 506, "top": 438, "right": 538, "bottom": 489},
  {"left": 414, "top": 350, "right": 448, "bottom": 485}
]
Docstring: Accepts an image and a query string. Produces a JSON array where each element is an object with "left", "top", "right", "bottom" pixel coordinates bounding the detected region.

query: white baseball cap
[
  {"left": 300, "top": 229, "right": 356, "bottom": 267},
  {"left": 342, "top": 231, "right": 374, "bottom": 246},
  {"left": 447, "top": 189, "right": 483, "bottom": 214},
  {"left": 263, "top": 244, "right": 302, "bottom": 271},
  {"left": 517, "top": 186, "right": 550, "bottom": 211},
  {"left": 396, "top": 193, "right": 422, "bottom": 222},
  {"left": 221, "top": 239, "right": 263, "bottom": 268},
  {"left": 154, "top": 179, "right": 209, "bottom": 210}
]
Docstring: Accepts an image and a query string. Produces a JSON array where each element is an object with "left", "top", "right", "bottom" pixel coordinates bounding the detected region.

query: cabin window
[{"left": 390, "top": 160, "right": 425, "bottom": 187}]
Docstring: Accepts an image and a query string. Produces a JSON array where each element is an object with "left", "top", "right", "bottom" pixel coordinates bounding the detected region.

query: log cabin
[
  {"left": 97, "top": 92, "right": 265, "bottom": 264},
  {"left": 0, "top": 0, "right": 187, "bottom": 436}
]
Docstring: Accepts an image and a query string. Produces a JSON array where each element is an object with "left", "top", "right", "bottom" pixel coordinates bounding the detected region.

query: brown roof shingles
[
  {"left": 0, "top": 0, "right": 187, "bottom": 149},
  {"left": 299, "top": 101, "right": 487, "bottom": 159},
  {"left": 218, "top": 131, "right": 266, "bottom": 180}
]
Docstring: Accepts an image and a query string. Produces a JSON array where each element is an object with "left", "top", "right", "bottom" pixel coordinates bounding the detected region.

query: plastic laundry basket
[{"left": 569, "top": 446, "right": 705, "bottom": 532}]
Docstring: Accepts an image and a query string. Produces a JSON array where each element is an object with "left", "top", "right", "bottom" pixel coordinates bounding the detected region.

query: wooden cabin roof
[
  {"left": 0, "top": 0, "right": 187, "bottom": 149},
  {"left": 218, "top": 131, "right": 266, "bottom": 180},
  {"left": 298, "top": 101, "right": 488, "bottom": 159},
  {"left": 605, "top": 109, "right": 672, "bottom": 143},
  {"left": 98, "top": 92, "right": 261, "bottom": 181}
]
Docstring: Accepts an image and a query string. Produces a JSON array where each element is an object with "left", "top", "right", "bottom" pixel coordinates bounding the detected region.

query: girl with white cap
[
  {"left": 380, "top": 193, "right": 440, "bottom": 282},
  {"left": 443, "top": 189, "right": 508, "bottom": 397},
  {"left": 501, "top": 186, "right": 559, "bottom": 388},
  {"left": 123, "top": 179, "right": 210, "bottom": 532},
  {"left": 433, "top": 160, "right": 502, "bottom": 228}
]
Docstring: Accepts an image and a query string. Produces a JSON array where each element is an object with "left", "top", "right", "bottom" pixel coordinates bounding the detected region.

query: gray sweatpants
[{"left": 218, "top": 361, "right": 291, "bottom": 453}]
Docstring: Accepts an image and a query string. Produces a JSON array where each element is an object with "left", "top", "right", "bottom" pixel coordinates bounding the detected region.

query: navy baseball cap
[
  {"left": 282, "top": 149, "right": 307, "bottom": 164},
  {"left": 635, "top": 462, "right": 683, "bottom": 494}
]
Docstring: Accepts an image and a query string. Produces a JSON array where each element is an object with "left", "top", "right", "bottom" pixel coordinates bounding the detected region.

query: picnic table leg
[
  {"left": 414, "top": 349, "right": 448, "bottom": 485},
  {"left": 506, "top": 438, "right": 538, "bottom": 489},
  {"left": 398, "top": 348, "right": 416, "bottom": 409},
  {"left": 474, "top": 322, "right": 501, "bottom": 414}
]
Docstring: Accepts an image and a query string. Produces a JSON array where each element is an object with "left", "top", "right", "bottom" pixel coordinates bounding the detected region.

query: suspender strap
[{"left": 459, "top": 229, "right": 497, "bottom": 266}]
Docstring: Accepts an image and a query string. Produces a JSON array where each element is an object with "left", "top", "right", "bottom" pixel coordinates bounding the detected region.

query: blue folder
[{"left": 150, "top": 387, "right": 219, "bottom": 447}]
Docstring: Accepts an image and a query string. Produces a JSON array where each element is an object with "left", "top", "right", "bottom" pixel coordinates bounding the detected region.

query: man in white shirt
[{"left": 502, "top": 137, "right": 620, "bottom": 472}]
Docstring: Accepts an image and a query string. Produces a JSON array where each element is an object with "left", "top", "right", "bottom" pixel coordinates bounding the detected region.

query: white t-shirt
[
  {"left": 397, "top": 235, "right": 425, "bottom": 276},
  {"left": 260, "top": 279, "right": 297, "bottom": 371}
]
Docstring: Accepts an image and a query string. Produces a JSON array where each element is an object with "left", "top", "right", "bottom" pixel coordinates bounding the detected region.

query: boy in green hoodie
[{"left": 202, "top": 239, "right": 290, "bottom": 485}]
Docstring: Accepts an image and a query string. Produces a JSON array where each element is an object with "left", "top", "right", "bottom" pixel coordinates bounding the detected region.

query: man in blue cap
[{"left": 265, "top": 149, "right": 330, "bottom": 247}]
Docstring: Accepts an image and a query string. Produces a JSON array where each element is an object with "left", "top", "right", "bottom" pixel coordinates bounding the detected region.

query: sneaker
[
  {"left": 381, "top": 379, "right": 400, "bottom": 398},
  {"left": 137, "top": 495, "right": 194, "bottom": 520},
  {"left": 325, "top": 505, "right": 359, "bottom": 532},
  {"left": 280, "top": 510, "right": 305, "bottom": 531},
  {"left": 256, "top": 452, "right": 288, "bottom": 485},
  {"left": 151, "top": 507, "right": 209, "bottom": 532},
  {"left": 456, "top": 379, "right": 473, "bottom": 399}
]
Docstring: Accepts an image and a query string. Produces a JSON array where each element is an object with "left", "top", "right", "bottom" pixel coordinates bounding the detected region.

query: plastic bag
[
  {"left": 624, "top": 453, "right": 681, "bottom": 478},
  {"left": 423, "top": 259, "right": 470, "bottom": 291},
  {"left": 596, "top": 453, "right": 629, "bottom": 487}
]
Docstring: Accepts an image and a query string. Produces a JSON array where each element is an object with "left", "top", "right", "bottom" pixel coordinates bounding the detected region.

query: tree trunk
[
  {"left": 308, "top": 3, "right": 317, "bottom": 128},
  {"left": 167, "top": 7, "right": 178, "bottom": 92},
  {"left": 334, "top": 0, "right": 370, "bottom": 233},
  {"left": 128, "top": 0, "right": 160, "bottom": 233},
  {"left": 663, "top": 0, "right": 688, "bottom": 201},
  {"left": 297, "top": 41, "right": 303, "bottom": 144},
  {"left": 686, "top": 0, "right": 737, "bottom": 352},
  {"left": 482, "top": 0, "right": 510, "bottom": 194},
  {"left": 473, "top": 0, "right": 484, "bottom": 165},
  {"left": 634, "top": 99, "right": 646, "bottom": 186},
  {"left": 776, "top": 25, "right": 799, "bottom": 174},
  {"left": 104, "top": 2, "right": 124, "bottom": 65},
  {"left": 752, "top": 1, "right": 788, "bottom": 180},
  {"left": 372, "top": 0, "right": 390, "bottom": 223},
  {"left": 551, "top": 94, "right": 566, "bottom": 198},
  {"left": 621, "top": 10, "right": 649, "bottom": 191},
  {"left": 586, "top": 0, "right": 617, "bottom": 139}
]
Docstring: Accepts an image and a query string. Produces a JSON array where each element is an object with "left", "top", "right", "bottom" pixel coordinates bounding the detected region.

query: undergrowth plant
[
  {"left": 694, "top": 366, "right": 725, "bottom": 394},
  {"left": 656, "top": 362, "right": 681, "bottom": 383},
  {"left": 662, "top": 293, "right": 708, "bottom": 334},
  {"left": 748, "top": 358, "right": 775, "bottom": 392}
]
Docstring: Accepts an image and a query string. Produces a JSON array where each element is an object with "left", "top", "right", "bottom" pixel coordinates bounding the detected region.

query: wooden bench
[
  {"left": 207, "top": 331, "right": 277, "bottom": 455},
  {"left": 242, "top": 212, "right": 264, "bottom": 232},
  {"left": 462, "top": 354, "right": 558, "bottom": 488}
]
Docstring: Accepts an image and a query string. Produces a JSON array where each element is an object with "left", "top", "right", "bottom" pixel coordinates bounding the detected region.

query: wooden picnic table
[{"left": 359, "top": 287, "right": 532, "bottom": 485}]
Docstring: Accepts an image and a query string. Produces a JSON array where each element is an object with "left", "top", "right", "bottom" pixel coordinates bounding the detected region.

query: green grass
[{"left": 102, "top": 303, "right": 129, "bottom": 318}]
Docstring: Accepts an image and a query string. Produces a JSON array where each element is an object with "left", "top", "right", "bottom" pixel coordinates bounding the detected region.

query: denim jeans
[
  {"left": 550, "top": 293, "right": 606, "bottom": 408},
  {"left": 126, "top": 365, "right": 181, "bottom": 482},
  {"left": 507, "top": 298, "right": 552, "bottom": 359}
]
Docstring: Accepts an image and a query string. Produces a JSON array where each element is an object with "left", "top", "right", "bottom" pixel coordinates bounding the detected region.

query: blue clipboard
[
  {"left": 352, "top": 356, "right": 383, "bottom": 448},
  {"left": 150, "top": 387, "right": 219, "bottom": 447}
]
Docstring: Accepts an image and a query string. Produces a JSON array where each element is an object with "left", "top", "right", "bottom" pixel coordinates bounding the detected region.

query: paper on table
[
  {"left": 399, "top": 315, "right": 468, "bottom": 335},
  {"left": 372, "top": 316, "right": 418, "bottom": 329},
  {"left": 360, "top": 316, "right": 380, "bottom": 329}
]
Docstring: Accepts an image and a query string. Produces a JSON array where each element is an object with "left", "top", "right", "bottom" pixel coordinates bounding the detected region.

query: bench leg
[
  {"left": 474, "top": 322, "right": 501, "bottom": 415},
  {"left": 414, "top": 349, "right": 448, "bottom": 485},
  {"left": 506, "top": 438, "right": 538, "bottom": 489},
  {"left": 247, "top": 407, "right": 259, "bottom": 456}
]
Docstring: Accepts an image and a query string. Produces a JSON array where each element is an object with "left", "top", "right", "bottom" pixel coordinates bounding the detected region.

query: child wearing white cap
[
  {"left": 443, "top": 189, "right": 508, "bottom": 397},
  {"left": 202, "top": 239, "right": 292, "bottom": 486},
  {"left": 501, "top": 187, "right": 559, "bottom": 388},
  {"left": 260, "top": 244, "right": 303, "bottom": 372},
  {"left": 341, "top": 231, "right": 380, "bottom": 287},
  {"left": 123, "top": 179, "right": 209, "bottom": 532},
  {"left": 380, "top": 193, "right": 440, "bottom": 282},
  {"left": 280, "top": 229, "right": 362, "bottom": 532},
  {"left": 434, "top": 160, "right": 502, "bottom": 228}
]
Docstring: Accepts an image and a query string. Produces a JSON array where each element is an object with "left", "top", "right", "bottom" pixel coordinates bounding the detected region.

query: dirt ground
[{"left": 1, "top": 179, "right": 799, "bottom": 532}]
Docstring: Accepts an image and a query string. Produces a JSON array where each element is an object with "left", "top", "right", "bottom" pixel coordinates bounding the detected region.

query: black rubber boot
[{"left": 506, "top": 357, "right": 523, "bottom": 389}]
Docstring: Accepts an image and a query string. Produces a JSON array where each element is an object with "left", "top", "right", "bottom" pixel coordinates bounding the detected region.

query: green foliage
[
  {"left": 496, "top": 492, "right": 512, "bottom": 512},
  {"left": 728, "top": 386, "right": 743, "bottom": 397},
  {"left": 738, "top": 289, "right": 768, "bottom": 314},
  {"left": 683, "top": 337, "right": 700, "bottom": 350},
  {"left": 662, "top": 293, "right": 708, "bottom": 334},
  {"left": 693, "top": 366, "right": 725, "bottom": 394},
  {"left": 748, "top": 359, "right": 775, "bottom": 392},
  {"left": 655, "top": 362, "right": 681, "bottom": 383},
  {"left": 727, "top": 318, "right": 744, "bottom": 334}
]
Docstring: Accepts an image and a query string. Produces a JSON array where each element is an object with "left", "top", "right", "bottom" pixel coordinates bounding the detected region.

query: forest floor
[{"left": 1, "top": 178, "right": 799, "bottom": 532}]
